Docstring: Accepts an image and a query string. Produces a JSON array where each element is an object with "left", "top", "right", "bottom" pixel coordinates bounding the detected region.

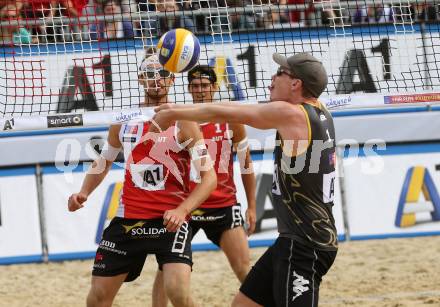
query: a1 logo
[{"left": 3, "top": 118, "right": 14, "bottom": 131}]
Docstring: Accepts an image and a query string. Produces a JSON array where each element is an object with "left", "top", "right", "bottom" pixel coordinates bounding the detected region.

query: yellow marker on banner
[
  {"left": 395, "top": 166, "right": 440, "bottom": 228},
  {"left": 107, "top": 182, "right": 123, "bottom": 219},
  {"left": 213, "top": 56, "right": 227, "bottom": 86}
]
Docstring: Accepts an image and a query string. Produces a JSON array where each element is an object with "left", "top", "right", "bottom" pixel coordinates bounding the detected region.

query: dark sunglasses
[
  {"left": 142, "top": 69, "right": 173, "bottom": 79},
  {"left": 276, "top": 67, "right": 296, "bottom": 79}
]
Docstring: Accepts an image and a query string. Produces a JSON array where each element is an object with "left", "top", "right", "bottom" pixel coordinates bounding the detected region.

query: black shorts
[
  {"left": 240, "top": 237, "right": 337, "bottom": 307},
  {"left": 190, "top": 204, "right": 244, "bottom": 246},
  {"left": 93, "top": 217, "right": 192, "bottom": 282}
]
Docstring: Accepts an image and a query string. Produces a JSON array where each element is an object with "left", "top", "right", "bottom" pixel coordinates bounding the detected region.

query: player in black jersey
[{"left": 153, "top": 52, "right": 338, "bottom": 307}]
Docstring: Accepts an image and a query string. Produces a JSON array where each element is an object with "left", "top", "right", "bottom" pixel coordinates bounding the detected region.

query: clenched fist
[{"left": 68, "top": 193, "right": 88, "bottom": 212}]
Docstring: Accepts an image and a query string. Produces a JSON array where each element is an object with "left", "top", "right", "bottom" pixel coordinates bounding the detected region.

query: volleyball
[{"left": 157, "top": 28, "right": 201, "bottom": 73}]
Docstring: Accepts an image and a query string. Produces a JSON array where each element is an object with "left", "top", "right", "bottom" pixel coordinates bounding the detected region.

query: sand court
[{"left": 1, "top": 236, "right": 440, "bottom": 307}]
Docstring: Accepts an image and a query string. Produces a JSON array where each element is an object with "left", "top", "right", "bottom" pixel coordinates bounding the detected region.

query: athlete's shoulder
[{"left": 268, "top": 101, "right": 305, "bottom": 121}]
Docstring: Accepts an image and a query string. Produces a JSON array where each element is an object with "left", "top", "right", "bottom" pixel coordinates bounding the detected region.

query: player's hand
[
  {"left": 163, "top": 207, "right": 187, "bottom": 232},
  {"left": 245, "top": 208, "right": 256, "bottom": 235},
  {"left": 151, "top": 110, "right": 173, "bottom": 133},
  {"left": 154, "top": 103, "right": 175, "bottom": 113},
  {"left": 68, "top": 193, "right": 87, "bottom": 212}
]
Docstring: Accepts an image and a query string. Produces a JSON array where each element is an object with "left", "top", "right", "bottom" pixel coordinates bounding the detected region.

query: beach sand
[{"left": 1, "top": 236, "right": 440, "bottom": 307}]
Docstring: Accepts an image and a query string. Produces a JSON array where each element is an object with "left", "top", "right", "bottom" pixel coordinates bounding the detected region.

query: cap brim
[{"left": 272, "top": 53, "right": 289, "bottom": 69}]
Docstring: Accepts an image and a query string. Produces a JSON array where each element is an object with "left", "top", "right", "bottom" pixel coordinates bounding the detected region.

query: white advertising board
[
  {"left": 42, "top": 167, "right": 124, "bottom": 259},
  {"left": 343, "top": 147, "right": 440, "bottom": 239},
  {"left": 42, "top": 157, "right": 345, "bottom": 259},
  {"left": 0, "top": 168, "right": 42, "bottom": 264}
]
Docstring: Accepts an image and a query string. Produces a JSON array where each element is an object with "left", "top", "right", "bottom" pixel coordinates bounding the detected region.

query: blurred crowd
[{"left": 0, "top": 0, "right": 438, "bottom": 45}]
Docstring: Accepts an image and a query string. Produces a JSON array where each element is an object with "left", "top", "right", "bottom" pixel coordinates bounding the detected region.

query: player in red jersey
[
  {"left": 67, "top": 54, "right": 216, "bottom": 307},
  {"left": 152, "top": 65, "right": 256, "bottom": 307}
]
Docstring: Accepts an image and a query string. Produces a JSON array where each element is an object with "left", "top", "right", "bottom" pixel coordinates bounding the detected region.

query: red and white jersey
[
  {"left": 117, "top": 121, "right": 191, "bottom": 219},
  {"left": 190, "top": 122, "right": 237, "bottom": 208}
]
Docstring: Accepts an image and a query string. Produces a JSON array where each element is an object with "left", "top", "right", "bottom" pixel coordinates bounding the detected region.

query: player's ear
[{"left": 292, "top": 78, "right": 301, "bottom": 90}]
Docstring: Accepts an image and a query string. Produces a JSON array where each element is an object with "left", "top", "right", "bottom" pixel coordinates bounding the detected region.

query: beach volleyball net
[{"left": 1, "top": 0, "right": 440, "bottom": 130}]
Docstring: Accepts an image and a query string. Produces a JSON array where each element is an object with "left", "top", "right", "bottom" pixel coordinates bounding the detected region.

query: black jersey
[{"left": 271, "top": 102, "right": 338, "bottom": 251}]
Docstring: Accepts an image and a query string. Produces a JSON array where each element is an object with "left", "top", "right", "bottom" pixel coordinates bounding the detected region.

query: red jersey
[
  {"left": 190, "top": 122, "right": 237, "bottom": 208},
  {"left": 118, "top": 121, "right": 191, "bottom": 219}
]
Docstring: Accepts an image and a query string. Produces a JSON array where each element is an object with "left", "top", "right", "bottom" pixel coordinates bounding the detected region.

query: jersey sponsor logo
[
  {"left": 320, "top": 114, "right": 327, "bottom": 121},
  {"left": 323, "top": 171, "right": 336, "bottom": 203},
  {"left": 124, "top": 124, "right": 138, "bottom": 135},
  {"left": 93, "top": 263, "right": 106, "bottom": 269},
  {"left": 98, "top": 239, "right": 127, "bottom": 255},
  {"left": 272, "top": 165, "right": 281, "bottom": 196},
  {"left": 121, "top": 221, "right": 167, "bottom": 237},
  {"left": 291, "top": 271, "right": 310, "bottom": 302},
  {"left": 191, "top": 214, "right": 226, "bottom": 222},
  {"left": 100, "top": 240, "right": 115, "bottom": 249},
  {"left": 130, "top": 227, "right": 167, "bottom": 236},
  {"left": 122, "top": 124, "right": 139, "bottom": 143},
  {"left": 47, "top": 114, "right": 83, "bottom": 128},
  {"left": 121, "top": 221, "right": 146, "bottom": 233},
  {"left": 172, "top": 222, "right": 189, "bottom": 254},
  {"left": 231, "top": 205, "right": 243, "bottom": 228},
  {"left": 95, "top": 253, "right": 104, "bottom": 261}
]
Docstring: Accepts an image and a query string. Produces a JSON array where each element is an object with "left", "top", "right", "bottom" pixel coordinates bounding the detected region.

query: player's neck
[{"left": 144, "top": 95, "right": 170, "bottom": 107}]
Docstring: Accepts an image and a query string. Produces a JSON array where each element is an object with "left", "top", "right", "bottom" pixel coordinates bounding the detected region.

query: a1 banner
[{"left": 343, "top": 144, "right": 440, "bottom": 239}]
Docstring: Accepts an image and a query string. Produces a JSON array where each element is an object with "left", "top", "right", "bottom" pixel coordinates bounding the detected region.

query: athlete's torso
[
  {"left": 117, "top": 121, "right": 191, "bottom": 219},
  {"left": 271, "top": 102, "right": 338, "bottom": 251},
  {"left": 190, "top": 122, "right": 237, "bottom": 208}
]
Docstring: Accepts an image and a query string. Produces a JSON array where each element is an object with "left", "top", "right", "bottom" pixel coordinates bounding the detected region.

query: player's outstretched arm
[
  {"left": 162, "top": 121, "right": 217, "bottom": 232},
  {"left": 154, "top": 101, "right": 300, "bottom": 131},
  {"left": 231, "top": 123, "right": 257, "bottom": 235},
  {"left": 68, "top": 125, "right": 122, "bottom": 212}
]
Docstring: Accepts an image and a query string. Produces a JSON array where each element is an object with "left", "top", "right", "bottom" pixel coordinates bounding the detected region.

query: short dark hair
[
  {"left": 145, "top": 46, "right": 157, "bottom": 57},
  {"left": 188, "top": 65, "right": 217, "bottom": 84}
]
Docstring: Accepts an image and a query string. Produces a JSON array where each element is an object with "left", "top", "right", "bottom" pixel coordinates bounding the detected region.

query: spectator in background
[
  {"left": 376, "top": 4, "right": 392, "bottom": 23},
  {"left": 287, "top": 0, "right": 303, "bottom": 23},
  {"left": 226, "top": 0, "right": 257, "bottom": 30},
  {"left": 253, "top": 0, "right": 288, "bottom": 29},
  {"left": 139, "top": 0, "right": 196, "bottom": 37},
  {"left": 90, "top": 0, "right": 134, "bottom": 40},
  {"left": 0, "top": 3, "right": 32, "bottom": 45},
  {"left": 20, "top": 0, "right": 88, "bottom": 42},
  {"left": 149, "top": 0, "right": 195, "bottom": 37},
  {"left": 411, "top": 3, "right": 438, "bottom": 22}
]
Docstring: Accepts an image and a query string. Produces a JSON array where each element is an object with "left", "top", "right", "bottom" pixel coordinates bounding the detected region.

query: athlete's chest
[{"left": 201, "top": 123, "right": 230, "bottom": 142}]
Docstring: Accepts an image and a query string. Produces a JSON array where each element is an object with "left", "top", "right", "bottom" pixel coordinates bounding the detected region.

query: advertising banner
[
  {"left": 3, "top": 27, "right": 440, "bottom": 119},
  {"left": 42, "top": 157, "right": 346, "bottom": 259},
  {"left": 343, "top": 146, "right": 440, "bottom": 239},
  {"left": 0, "top": 168, "right": 43, "bottom": 264}
]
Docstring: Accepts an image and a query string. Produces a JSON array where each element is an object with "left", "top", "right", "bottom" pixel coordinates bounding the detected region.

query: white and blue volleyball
[{"left": 157, "top": 28, "right": 200, "bottom": 73}]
